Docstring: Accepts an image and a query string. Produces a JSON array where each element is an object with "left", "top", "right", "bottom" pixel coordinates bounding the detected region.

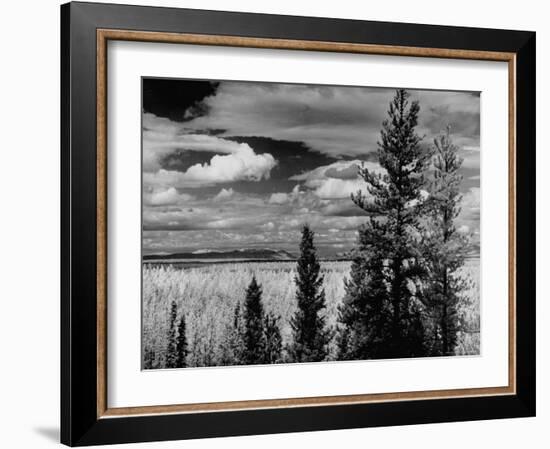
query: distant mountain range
[
  {"left": 143, "top": 248, "right": 297, "bottom": 261},
  {"left": 143, "top": 244, "right": 479, "bottom": 263}
]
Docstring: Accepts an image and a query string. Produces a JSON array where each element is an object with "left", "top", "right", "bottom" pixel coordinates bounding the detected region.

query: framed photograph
[{"left": 61, "top": 1, "right": 536, "bottom": 446}]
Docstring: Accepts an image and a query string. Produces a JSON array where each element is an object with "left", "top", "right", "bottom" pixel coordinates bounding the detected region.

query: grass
[{"left": 142, "top": 259, "right": 480, "bottom": 368}]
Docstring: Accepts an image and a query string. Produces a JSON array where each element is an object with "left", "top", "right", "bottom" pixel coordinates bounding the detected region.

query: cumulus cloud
[
  {"left": 213, "top": 188, "right": 235, "bottom": 201},
  {"left": 291, "top": 160, "right": 383, "bottom": 183},
  {"left": 143, "top": 113, "right": 277, "bottom": 188},
  {"left": 325, "top": 164, "right": 360, "bottom": 179},
  {"left": 312, "top": 178, "right": 367, "bottom": 199},
  {"left": 143, "top": 138, "right": 276, "bottom": 188},
  {"left": 268, "top": 185, "right": 301, "bottom": 204},
  {"left": 143, "top": 187, "right": 193, "bottom": 206},
  {"left": 290, "top": 160, "right": 384, "bottom": 200},
  {"left": 268, "top": 192, "right": 291, "bottom": 204}
]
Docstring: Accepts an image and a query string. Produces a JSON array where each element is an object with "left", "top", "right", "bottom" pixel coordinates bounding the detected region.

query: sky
[{"left": 142, "top": 78, "right": 480, "bottom": 258}]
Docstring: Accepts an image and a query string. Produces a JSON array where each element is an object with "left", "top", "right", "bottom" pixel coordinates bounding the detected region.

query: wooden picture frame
[{"left": 61, "top": 1, "right": 535, "bottom": 446}]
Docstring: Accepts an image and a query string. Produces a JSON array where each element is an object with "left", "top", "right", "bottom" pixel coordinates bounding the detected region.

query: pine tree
[
  {"left": 338, "top": 89, "right": 429, "bottom": 360},
  {"left": 165, "top": 301, "right": 178, "bottom": 368},
  {"left": 288, "top": 225, "right": 331, "bottom": 362},
  {"left": 423, "top": 127, "right": 470, "bottom": 356},
  {"left": 337, "top": 243, "right": 392, "bottom": 359},
  {"left": 243, "top": 276, "right": 267, "bottom": 364},
  {"left": 263, "top": 313, "right": 283, "bottom": 364},
  {"left": 176, "top": 313, "right": 188, "bottom": 368},
  {"left": 220, "top": 301, "right": 246, "bottom": 365}
]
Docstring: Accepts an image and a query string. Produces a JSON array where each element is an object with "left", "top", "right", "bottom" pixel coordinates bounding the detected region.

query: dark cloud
[
  {"left": 159, "top": 149, "right": 219, "bottom": 172},
  {"left": 143, "top": 78, "right": 218, "bottom": 122}
]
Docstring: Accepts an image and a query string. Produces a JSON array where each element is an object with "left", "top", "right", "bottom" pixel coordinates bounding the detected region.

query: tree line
[{"left": 152, "top": 88, "right": 472, "bottom": 369}]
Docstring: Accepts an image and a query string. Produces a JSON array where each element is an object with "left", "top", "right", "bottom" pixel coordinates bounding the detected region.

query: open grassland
[{"left": 142, "top": 259, "right": 480, "bottom": 368}]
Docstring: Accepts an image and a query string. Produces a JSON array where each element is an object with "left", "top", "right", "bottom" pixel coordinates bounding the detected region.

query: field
[{"left": 142, "top": 259, "right": 480, "bottom": 368}]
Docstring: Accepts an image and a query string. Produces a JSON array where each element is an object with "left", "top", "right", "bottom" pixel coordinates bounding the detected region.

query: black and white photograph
[{"left": 141, "top": 78, "right": 481, "bottom": 370}]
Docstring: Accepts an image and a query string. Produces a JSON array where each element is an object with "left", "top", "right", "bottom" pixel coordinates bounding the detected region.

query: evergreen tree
[
  {"left": 423, "top": 127, "right": 470, "bottom": 356},
  {"left": 338, "top": 89, "right": 429, "bottom": 360},
  {"left": 337, "top": 243, "right": 392, "bottom": 359},
  {"left": 219, "top": 301, "right": 246, "bottom": 365},
  {"left": 243, "top": 276, "right": 267, "bottom": 364},
  {"left": 263, "top": 313, "right": 283, "bottom": 364},
  {"left": 176, "top": 313, "right": 188, "bottom": 368},
  {"left": 288, "top": 225, "right": 331, "bottom": 362},
  {"left": 165, "top": 301, "right": 178, "bottom": 368}
]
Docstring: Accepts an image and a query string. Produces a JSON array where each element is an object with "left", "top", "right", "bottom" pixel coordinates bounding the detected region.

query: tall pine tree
[
  {"left": 423, "top": 127, "right": 469, "bottom": 356},
  {"left": 338, "top": 89, "right": 429, "bottom": 360},
  {"left": 176, "top": 313, "right": 188, "bottom": 368},
  {"left": 288, "top": 225, "right": 330, "bottom": 362},
  {"left": 165, "top": 301, "right": 178, "bottom": 368},
  {"left": 243, "top": 276, "right": 267, "bottom": 364}
]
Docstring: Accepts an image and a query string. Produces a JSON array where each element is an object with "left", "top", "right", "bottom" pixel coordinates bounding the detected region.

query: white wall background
[{"left": 0, "top": 0, "right": 546, "bottom": 448}]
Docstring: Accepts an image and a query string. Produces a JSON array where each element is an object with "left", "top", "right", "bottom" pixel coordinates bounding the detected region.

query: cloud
[
  {"left": 213, "top": 187, "right": 235, "bottom": 201},
  {"left": 312, "top": 178, "right": 367, "bottom": 199},
  {"left": 142, "top": 82, "right": 480, "bottom": 255},
  {"left": 143, "top": 114, "right": 277, "bottom": 188},
  {"left": 180, "top": 83, "right": 392, "bottom": 156},
  {"left": 321, "top": 201, "right": 368, "bottom": 217},
  {"left": 461, "top": 187, "right": 480, "bottom": 212},
  {"left": 143, "top": 187, "right": 193, "bottom": 206},
  {"left": 325, "top": 164, "right": 360, "bottom": 179},
  {"left": 457, "top": 187, "right": 480, "bottom": 231},
  {"left": 291, "top": 160, "right": 383, "bottom": 183},
  {"left": 143, "top": 138, "right": 276, "bottom": 188},
  {"left": 269, "top": 192, "right": 291, "bottom": 204},
  {"left": 268, "top": 185, "right": 301, "bottom": 204},
  {"left": 290, "top": 160, "right": 383, "bottom": 200},
  {"left": 260, "top": 221, "right": 275, "bottom": 231},
  {"left": 416, "top": 91, "right": 480, "bottom": 149},
  {"left": 459, "top": 146, "right": 481, "bottom": 169},
  {"left": 178, "top": 83, "right": 480, "bottom": 159}
]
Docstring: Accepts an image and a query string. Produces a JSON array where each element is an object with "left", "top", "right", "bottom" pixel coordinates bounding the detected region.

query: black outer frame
[{"left": 60, "top": 1, "right": 536, "bottom": 446}]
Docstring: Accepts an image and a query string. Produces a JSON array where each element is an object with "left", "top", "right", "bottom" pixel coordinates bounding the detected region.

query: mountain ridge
[{"left": 143, "top": 247, "right": 297, "bottom": 261}]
